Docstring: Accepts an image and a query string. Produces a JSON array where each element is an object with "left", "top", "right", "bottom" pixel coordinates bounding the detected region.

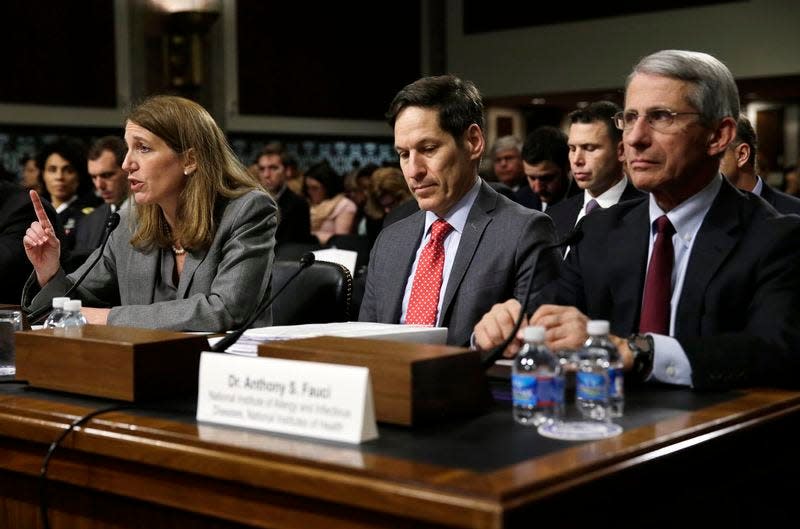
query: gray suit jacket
[
  {"left": 24, "top": 190, "right": 277, "bottom": 332},
  {"left": 359, "top": 180, "right": 560, "bottom": 346}
]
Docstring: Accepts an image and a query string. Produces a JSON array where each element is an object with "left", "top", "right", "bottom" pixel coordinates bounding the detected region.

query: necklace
[{"left": 172, "top": 245, "right": 186, "bottom": 255}]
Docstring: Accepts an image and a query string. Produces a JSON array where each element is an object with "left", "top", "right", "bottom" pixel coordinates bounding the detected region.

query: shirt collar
[
  {"left": 648, "top": 173, "right": 722, "bottom": 248},
  {"left": 423, "top": 178, "right": 480, "bottom": 235},
  {"left": 583, "top": 175, "right": 628, "bottom": 209},
  {"left": 55, "top": 194, "right": 78, "bottom": 214},
  {"left": 752, "top": 175, "right": 764, "bottom": 196}
]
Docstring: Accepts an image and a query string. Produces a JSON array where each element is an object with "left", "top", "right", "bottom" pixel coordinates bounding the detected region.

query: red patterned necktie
[
  {"left": 405, "top": 219, "right": 453, "bottom": 326},
  {"left": 639, "top": 215, "right": 676, "bottom": 334}
]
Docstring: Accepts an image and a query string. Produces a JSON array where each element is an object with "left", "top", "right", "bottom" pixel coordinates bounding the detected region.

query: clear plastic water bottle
[
  {"left": 43, "top": 297, "right": 71, "bottom": 328},
  {"left": 512, "top": 326, "right": 564, "bottom": 426},
  {"left": 576, "top": 320, "right": 612, "bottom": 422},
  {"left": 60, "top": 300, "right": 88, "bottom": 329},
  {"left": 606, "top": 331, "right": 625, "bottom": 418}
]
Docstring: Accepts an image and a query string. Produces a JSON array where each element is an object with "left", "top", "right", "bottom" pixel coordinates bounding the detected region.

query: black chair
[{"left": 270, "top": 260, "right": 352, "bottom": 325}]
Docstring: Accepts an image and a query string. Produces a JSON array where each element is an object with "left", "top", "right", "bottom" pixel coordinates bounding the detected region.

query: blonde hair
[
  {"left": 364, "top": 166, "right": 411, "bottom": 220},
  {"left": 127, "top": 95, "right": 263, "bottom": 251}
]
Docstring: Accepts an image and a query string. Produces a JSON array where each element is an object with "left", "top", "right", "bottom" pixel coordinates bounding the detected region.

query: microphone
[
  {"left": 480, "top": 227, "right": 584, "bottom": 369},
  {"left": 211, "top": 252, "right": 316, "bottom": 353},
  {"left": 27, "top": 212, "right": 121, "bottom": 325}
]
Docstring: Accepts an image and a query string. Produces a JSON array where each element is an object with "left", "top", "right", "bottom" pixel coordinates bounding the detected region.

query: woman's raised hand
[{"left": 23, "top": 190, "right": 62, "bottom": 286}]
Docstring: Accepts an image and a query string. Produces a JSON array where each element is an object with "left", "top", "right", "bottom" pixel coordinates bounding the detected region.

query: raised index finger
[{"left": 29, "top": 190, "right": 54, "bottom": 230}]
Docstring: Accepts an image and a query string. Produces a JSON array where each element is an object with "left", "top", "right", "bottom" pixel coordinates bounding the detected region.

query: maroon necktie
[
  {"left": 405, "top": 219, "right": 453, "bottom": 326},
  {"left": 639, "top": 215, "right": 675, "bottom": 334},
  {"left": 585, "top": 199, "right": 601, "bottom": 215}
]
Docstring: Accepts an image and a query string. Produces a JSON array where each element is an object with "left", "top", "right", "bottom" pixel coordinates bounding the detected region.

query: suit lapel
[
  {"left": 386, "top": 211, "right": 425, "bottom": 323},
  {"left": 608, "top": 201, "right": 650, "bottom": 333},
  {"left": 675, "top": 183, "right": 742, "bottom": 338},
  {"left": 177, "top": 248, "right": 208, "bottom": 298},
  {"left": 440, "top": 183, "right": 494, "bottom": 320},
  {"left": 759, "top": 184, "right": 777, "bottom": 208},
  {"left": 566, "top": 195, "right": 582, "bottom": 230}
]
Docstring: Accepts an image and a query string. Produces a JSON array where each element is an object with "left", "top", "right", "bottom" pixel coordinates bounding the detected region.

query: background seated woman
[{"left": 305, "top": 161, "right": 356, "bottom": 245}]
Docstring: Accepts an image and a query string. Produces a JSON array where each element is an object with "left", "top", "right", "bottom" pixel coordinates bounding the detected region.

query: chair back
[
  {"left": 274, "top": 240, "right": 322, "bottom": 261},
  {"left": 270, "top": 260, "right": 352, "bottom": 325}
]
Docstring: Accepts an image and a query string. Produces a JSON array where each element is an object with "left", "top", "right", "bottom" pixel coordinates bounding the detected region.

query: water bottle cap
[
  {"left": 587, "top": 320, "right": 610, "bottom": 335},
  {"left": 52, "top": 297, "right": 70, "bottom": 308},
  {"left": 63, "top": 300, "right": 82, "bottom": 311},
  {"left": 523, "top": 325, "right": 545, "bottom": 343}
]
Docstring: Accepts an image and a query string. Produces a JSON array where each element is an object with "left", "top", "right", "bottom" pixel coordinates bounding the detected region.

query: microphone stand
[
  {"left": 480, "top": 228, "right": 583, "bottom": 369},
  {"left": 211, "top": 252, "right": 316, "bottom": 353},
  {"left": 27, "top": 212, "right": 121, "bottom": 325}
]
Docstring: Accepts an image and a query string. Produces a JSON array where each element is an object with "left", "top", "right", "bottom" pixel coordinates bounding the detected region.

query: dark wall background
[
  {"left": 236, "top": 0, "right": 421, "bottom": 120},
  {"left": 463, "top": 0, "right": 741, "bottom": 33},
  {"left": 0, "top": 1, "right": 117, "bottom": 107}
]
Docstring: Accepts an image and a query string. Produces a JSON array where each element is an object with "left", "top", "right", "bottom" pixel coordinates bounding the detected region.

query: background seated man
[
  {"left": 0, "top": 177, "right": 65, "bottom": 304},
  {"left": 719, "top": 114, "right": 800, "bottom": 214},
  {"left": 72, "top": 136, "right": 130, "bottom": 265},
  {"left": 547, "top": 100, "right": 644, "bottom": 247}
]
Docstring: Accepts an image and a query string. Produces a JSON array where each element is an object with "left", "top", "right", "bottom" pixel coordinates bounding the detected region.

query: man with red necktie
[{"left": 359, "top": 74, "right": 560, "bottom": 347}]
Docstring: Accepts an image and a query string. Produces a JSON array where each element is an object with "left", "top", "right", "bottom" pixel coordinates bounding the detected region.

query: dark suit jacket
[
  {"left": 0, "top": 182, "right": 65, "bottom": 304},
  {"left": 512, "top": 185, "right": 542, "bottom": 210},
  {"left": 74, "top": 202, "right": 112, "bottom": 254},
  {"left": 759, "top": 183, "right": 800, "bottom": 214},
  {"left": 552, "top": 178, "right": 800, "bottom": 389},
  {"left": 360, "top": 180, "right": 560, "bottom": 347},
  {"left": 55, "top": 192, "right": 102, "bottom": 253},
  {"left": 275, "top": 187, "right": 311, "bottom": 245},
  {"left": 546, "top": 180, "right": 645, "bottom": 241}
]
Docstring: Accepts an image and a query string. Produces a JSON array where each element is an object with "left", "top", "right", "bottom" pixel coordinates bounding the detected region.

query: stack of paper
[{"left": 209, "top": 321, "right": 448, "bottom": 356}]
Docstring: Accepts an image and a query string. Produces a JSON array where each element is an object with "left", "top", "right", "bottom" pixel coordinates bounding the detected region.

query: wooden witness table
[{"left": 0, "top": 374, "right": 798, "bottom": 528}]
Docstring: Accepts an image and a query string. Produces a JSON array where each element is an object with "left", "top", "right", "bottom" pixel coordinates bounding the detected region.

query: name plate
[{"left": 196, "top": 352, "right": 378, "bottom": 444}]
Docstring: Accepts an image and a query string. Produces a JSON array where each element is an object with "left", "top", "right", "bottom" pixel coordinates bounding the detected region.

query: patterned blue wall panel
[
  {"left": 229, "top": 135, "right": 398, "bottom": 175},
  {"left": 0, "top": 128, "right": 399, "bottom": 182}
]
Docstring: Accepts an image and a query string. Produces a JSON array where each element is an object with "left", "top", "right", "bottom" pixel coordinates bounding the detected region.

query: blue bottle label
[
  {"left": 576, "top": 372, "right": 606, "bottom": 401},
  {"left": 512, "top": 374, "right": 537, "bottom": 407},
  {"left": 534, "top": 376, "right": 564, "bottom": 407}
]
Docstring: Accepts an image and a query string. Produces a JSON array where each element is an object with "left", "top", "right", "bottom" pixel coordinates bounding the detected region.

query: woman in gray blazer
[{"left": 23, "top": 95, "right": 277, "bottom": 332}]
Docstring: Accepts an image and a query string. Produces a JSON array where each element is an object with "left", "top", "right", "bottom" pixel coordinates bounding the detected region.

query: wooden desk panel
[{"left": 0, "top": 381, "right": 798, "bottom": 529}]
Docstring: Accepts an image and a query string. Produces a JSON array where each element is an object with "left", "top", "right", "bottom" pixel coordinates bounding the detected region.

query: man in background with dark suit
[
  {"left": 547, "top": 101, "right": 644, "bottom": 244},
  {"left": 257, "top": 143, "right": 311, "bottom": 245},
  {"left": 476, "top": 50, "right": 800, "bottom": 390},
  {"left": 720, "top": 114, "right": 800, "bottom": 214},
  {"left": 74, "top": 136, "right": 129, "bottom": 260},
  {"left": 0, "top": 178, "right": 65, "bottom": 303},
  {"left": 360, "top": 74, "right": 559, "bottom": 347},
  {"left": 514, "top": 126, "right": 575, "bottom": 212},
  {"left": 490, "top": 135, "right": 526, "bottom": 192}
]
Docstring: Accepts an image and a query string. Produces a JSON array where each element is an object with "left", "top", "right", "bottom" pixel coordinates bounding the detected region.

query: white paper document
[
  {"left": 312, "top": 248, "right": 358, "bottom": 277},
  {"left": 208, "top": 321, "right": 447, "bottom": 356}
]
